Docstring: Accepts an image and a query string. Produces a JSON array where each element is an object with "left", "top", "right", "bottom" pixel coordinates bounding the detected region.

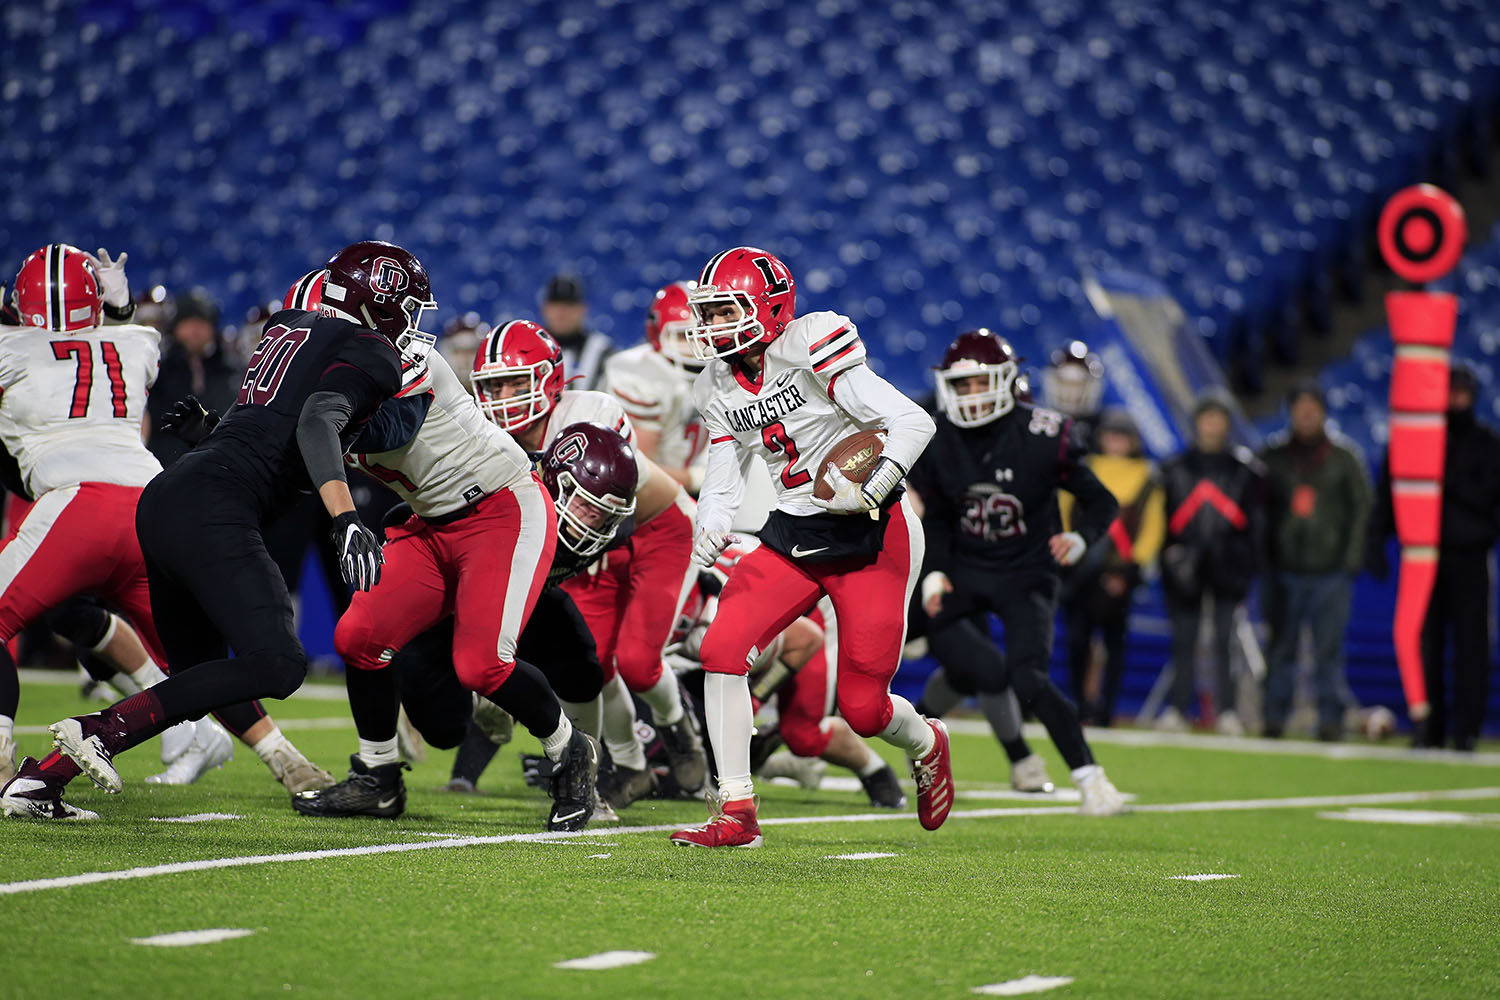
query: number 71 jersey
[
  {"left": 0, "top": 322, "right": 164, "bottom": 495},
  {"left": 693, "top": 311, "right": 869, "bottom": 516}
]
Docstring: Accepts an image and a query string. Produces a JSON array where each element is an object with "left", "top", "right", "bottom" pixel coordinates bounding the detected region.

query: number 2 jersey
[
  {"left": 908, "top": 403, "right": 1118, "bottom": 580},
  {"left": 197, "top": 309, "right": 402, "bottom": 517},
  {"left": 693, "top": 311, "right": 935, "bottom": 533},
  {"left": 0, "top": 321, "right": 163, "bottom": 496}
]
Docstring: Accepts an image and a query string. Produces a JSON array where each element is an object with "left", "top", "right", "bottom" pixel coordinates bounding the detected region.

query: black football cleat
[
  {"left": 547, "top": 731, "right": 598, "bottom": 832},
  {"left": 520, "top": 752, "right": 556, "bottom": 789},
  {"left": 860, "top": 763, "right": 908, "bottom": 810},
  {"left": 600, "top": 762, "right": 657, "bottom": 810},
  {"left": 292, "top": 755, "right": 408, "bottom": 818},
  {"left": 658, "top": 715, "right": 708, "bottom": 794}
]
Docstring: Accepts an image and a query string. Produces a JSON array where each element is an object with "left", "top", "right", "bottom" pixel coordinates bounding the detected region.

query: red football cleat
[
  {"left": 669, "top": 795, "right": 763, "bottom": 848},
  {"left": 911, "top": 719, "right": 954, "bottom": 831}
]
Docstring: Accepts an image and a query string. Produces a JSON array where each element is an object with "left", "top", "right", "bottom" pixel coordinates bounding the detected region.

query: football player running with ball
[
  {"left": 909, "top": 330, "right": 1126, "bottom": 816},
  {"left": 671, "top": 246, "right": 952, "bottom": 849}
]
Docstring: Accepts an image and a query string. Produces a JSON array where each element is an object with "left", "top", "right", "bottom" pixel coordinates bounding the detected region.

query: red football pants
[
  {"left": 336, "top": 479, "right": 557, "bottom": 694},
  {"left": 0, "top": 481, "right": 165, "bottom": 664},
  {"left": 701, "top": 498, "right": 922, "bottom": 738},
  {"left": 778, "top": 639, "right": 836, "bottom": 758},
  {"left": 562, "top": 493, "right": 696, "bottom": 691}
]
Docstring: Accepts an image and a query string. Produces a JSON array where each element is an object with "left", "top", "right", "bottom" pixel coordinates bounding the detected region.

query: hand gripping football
[{"left": 813, "top": 429, "right": 885, "bottom": 501}]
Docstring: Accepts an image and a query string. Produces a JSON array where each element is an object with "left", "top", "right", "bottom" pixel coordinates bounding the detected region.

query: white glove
[
  {"left": 921, "top": 571, "right": 951, "bottom": 609},
  {"left": 811, "top": 462, "right": 873, "bottom": 512},
  {"left": 1053, "top": 531, "right": 1087, "bottom": 567},
  {"left": 86, "top": 248, "right": 131, "bottom": 309},
  {"left": 693, "top": 529, "right": 739, "bottom": 568}
]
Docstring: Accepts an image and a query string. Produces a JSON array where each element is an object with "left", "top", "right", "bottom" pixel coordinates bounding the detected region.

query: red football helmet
[
  {"left": 934, "top": 329, "right": 1021, "bottom": 427},
  {"left": 14, "top": 244, "right": 102, "bottom": 332},
  {"left": 686, "top": 247, "right": 796, "bottom": 359},
  {"left": 471, "top": 319, "right": 566, "bottom": 431},
  {"left": 321, "top": 240, "right": 436, "bottom": 367},
  {"left": 283, "top": 269, "right": 326, "bottom": 311},
  {"left": 1041, "top": 339, "right": 1104, "bottom": 418},
  {"left": 540, "top": 422, "right": 638, "bottom": 558},
  {"left": 645, "top": 280, "right": 705, "bottom": 375}
]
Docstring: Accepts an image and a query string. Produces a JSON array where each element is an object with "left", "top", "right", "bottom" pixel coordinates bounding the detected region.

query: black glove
[
  {"left": 330, "top": 511, "right": 383, "bottom": 592},
  {"left": 158, "top": 395, "right": 220, "bottom": 444}
]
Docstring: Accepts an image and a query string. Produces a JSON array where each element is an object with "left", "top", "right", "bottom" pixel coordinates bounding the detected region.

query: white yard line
[
  {"left": 1167, "top": 874, "right": 1239, "bottom": 881},
  {"left": 972, "top": 975, "right": 1075, "bottom": 995},
  {"left": 129, "top": 929, "right": 255, "bottom": 947},
  {"left": 1318, "top": 808, "right": 1500, "bottom": 827},
  {"left": 554, "top": 950, "right": 656, "bottom": 970},
  {"left": 149, "top": 813, "right": 244, "bottom": 824},
  {"left": 825, "top": 852, "right": 898, "bottom": 860},
  {"left": 2, "top": 786, "right": 1496, "bottom": 897},
  {"left": 13, "top": 717, "right": 353, "bottom": 737}
]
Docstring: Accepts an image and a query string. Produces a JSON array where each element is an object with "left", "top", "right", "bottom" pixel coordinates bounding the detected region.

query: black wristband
[{"left": 103, "top": 298, "right": 136, "bottom": 322}]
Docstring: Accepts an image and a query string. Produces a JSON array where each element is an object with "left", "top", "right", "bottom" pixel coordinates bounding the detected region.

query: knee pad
[
  {"left": 837, "top": 685, "right": 893, "bottom": 739},
  {"left": 260, "top": 651, "right": 308, "bottom": 701},
  {"left": 698, "top": 622, "right": 753, "bottom": 678},
  {"left": 613, "top": 641, "right": 664, "bottom": 692},
  {"left": 49, "top": 599, "right": 114, "bottom": 650},
  {"left": 334, "top": 608, "right": 383, "bottom": 671},
  {"left": 781, "top": 715, "right": 833, "bottom": 758},
  {"left": 551, "top": 660, "right": 604, "bottom": 704},
  {"left": 453, "top": 652, "right": 514, "bottom": 696}
]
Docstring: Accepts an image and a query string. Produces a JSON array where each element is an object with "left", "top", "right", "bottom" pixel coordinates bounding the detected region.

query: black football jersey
[
  {"left": 196, "top": 309, "right": 401, "bottom": 515},
  {"left": 909, "top": 403, "right": 1118, "bottom": 578}
]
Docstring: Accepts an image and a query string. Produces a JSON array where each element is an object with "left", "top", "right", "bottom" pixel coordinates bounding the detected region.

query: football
[{"left": 812, "top": 429, "right": 884, "bottom": 501}]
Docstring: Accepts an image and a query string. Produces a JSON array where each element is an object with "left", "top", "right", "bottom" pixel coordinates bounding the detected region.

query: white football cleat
[
  {"left": 1153, "top": 707, "right": 1190, "bottom": 733},
  {"left": 2, "top": 758, "right": 99, "bottom": 821},
  {"left": 146, "top": 719, "right": 233, "bottom": 785},
  {"left": 1214, "top": 709, "right": 1245, "bottom": 738},
  {"left": 591, "top": 787, "right": 621, "bottom": 823},
  {"left": 264, "top": 743, "right": 335, "bottom": 794},
  {"left": 1010, "top": 752, "right": 1055, "bottom": 793},
  {"left": 471, "top": 694, "right": 513, "bottom": 746},
  {"left": 158, "top": 720, "right": 197, "bottom": 765},
  {"left": 396, "top": 706, "right": 427, "bottom": 763},
  {"left": 1077, "top": 768, "right": 1127, "bottom": 816},
  {"left": 759, "top": 751, "right": 827, "bottom": 791},
  {"left": 0, "top": 734, "right": 17, "bottom": 786}
]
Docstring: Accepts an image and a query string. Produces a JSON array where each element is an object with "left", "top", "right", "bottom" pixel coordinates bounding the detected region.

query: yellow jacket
[{"left": 1059, "top": 454, "right": 1166, "bottom": 568}]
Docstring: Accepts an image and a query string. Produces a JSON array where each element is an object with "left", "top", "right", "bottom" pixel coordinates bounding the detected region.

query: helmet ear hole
[{"left": 770, "top": 304, "right": 782, "bottom": 317}]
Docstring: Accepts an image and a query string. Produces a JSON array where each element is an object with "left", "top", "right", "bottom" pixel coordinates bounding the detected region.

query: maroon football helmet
[
  {"left": 1042, "top": 339, "right": 1104, "bottom": 418},
  {"left": 471, "top": 319, "right": 567, "bottom": 431},
  {"left": 686, "top": 247, "right": 796, "bottom": 359},
  {"left": 13, "top": 244, "right": 102, "bottom": 332},
  {"left": 321, "top": 240, "right": 436, "bottom": 367},
  {"left": 540, "top": 422, "right": 639, "bottom": 558},
  {"left": 934, "top": 329, "right": 1021, "bottom": 427}
]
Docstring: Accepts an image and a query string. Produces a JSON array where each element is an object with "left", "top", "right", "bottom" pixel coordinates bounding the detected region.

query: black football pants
[
  {"left": 128, "top": 465, "right": 305, "bottom": 747},
  {"left": 925, "top": 568, "right": 1094, "bottom": 769}
]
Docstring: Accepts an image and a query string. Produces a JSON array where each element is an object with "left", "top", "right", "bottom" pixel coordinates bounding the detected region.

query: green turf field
[{"left": 2, "top": 679, "right": 1497, "bottom": 1000}]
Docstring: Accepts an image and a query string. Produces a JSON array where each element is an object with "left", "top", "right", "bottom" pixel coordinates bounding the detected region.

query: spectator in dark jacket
[
  {"left": 1372, "top": 363, "right": 1500, "bottom": 750},
  {"left": 1260, "top": 381, "right": 1372, "bottom": 740},
  {"left": 1156, "top": 390, "right": 1267, "bottom": 734},
  {"left": 145, "top": 290, "right": 242, "bottom": 467}
]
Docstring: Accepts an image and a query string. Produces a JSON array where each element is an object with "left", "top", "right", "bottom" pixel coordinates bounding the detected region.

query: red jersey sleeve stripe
[
  {"left": 808, "top": 325, "right": 852, "bottom": 353},
  {"left": 710, "top": 434, "right": 734, "bottom": 444},
  {"left": 812, "top": 341, "right": 860, "bottom": 373},
  {"left": 612, "top": 387, "right": 656, "bottom": 407}
]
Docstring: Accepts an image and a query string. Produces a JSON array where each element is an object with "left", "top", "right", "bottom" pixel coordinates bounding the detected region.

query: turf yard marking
[
  {"left": 819, "top": 775, "right": 1091, "bottom": 802},
  {"left": 971, "top": 974, "right": 1075, "bottom": 995},
  {"left": 129, "top": 929, "right": 255, "bottom": 947},
  {"left": 554, "top": 950, "right": 656, "bottom": 970},
  {"left": 149, "top": 813, "right": 244, "bottom": 823},
  {"left": 3, "top": 786, "right": 1497, "bottom": 897},
  {"left": 1318, "top": 808, "right": 1500, "bottom": 827},
  {"left": 15, "top": 718, "right": 352, "bottom": 737},
  {"left": 587, "top": 853, "right": 612, "bottom": 859},
  {"left": 1168, "top": 874, "right": 1240, "bottom": 881},
  {"left": 825, "top": 852, "right": 898, "bottom": 860}
]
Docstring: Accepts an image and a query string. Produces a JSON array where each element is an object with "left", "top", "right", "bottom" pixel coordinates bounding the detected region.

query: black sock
[
  {"left": 346, "top": 666, "right": 400, "bottom": 743},
  {"left": 0, "top": 643, "right": 17, "bottom": 718},
  {"left": 484, "top": 659, "right": 563, "bottom": 740},
  {"left": 1001, "top": 738, "right": 1032, "bottom": 764},
  {"left": 450, "top": 721, "right": 500, "bottom": 786}
]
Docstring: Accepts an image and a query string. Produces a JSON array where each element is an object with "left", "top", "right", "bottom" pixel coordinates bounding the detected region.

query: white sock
[
  {"left": 109, "top": 671, "right": 144, "bottom": 696},
  {"left": 1070, "top": 764, "right": 1101, "bottom": 786},
  {"left": 879, "top": 695, "right": 936, "bottom": 759},
  {"left": 251, "top": 725, "right": 292, "bottom": 762},
  {"left": 539, "top": 710, "right": 574, "bottom": 762},
  {"left": 0, "top": 714, "right": 13, "bottom": 741},
  {"left": 358, "top": 737, "right": 398, "bottom": 769},
  {"left": 856, "top": 745, "right": 886, "bottom": 777},
  {"left": 705, "top": 672, "right": 755, "bottom": 801},
  {"left": 640, "top": 670, "right": 685, "bottom": 726},
  {"left": 127, "top": 660, "right": 168, "bottom": 689},
  {"left": 560, "top": 694, "right": 602, "bottom": 738},
  {"left": 601, "top": 674, "right": 647, "bottom": 770}
]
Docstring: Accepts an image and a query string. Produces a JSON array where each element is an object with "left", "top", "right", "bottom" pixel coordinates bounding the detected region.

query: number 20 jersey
[
  {"left": 0, "top": 322, "right": 163, "bottom": 495},
  {"left": 693, "top": 311, "right": 870, "bottom": 517},
  {"left": 204, "top": 309, "right": 401, "bottom": 515}
]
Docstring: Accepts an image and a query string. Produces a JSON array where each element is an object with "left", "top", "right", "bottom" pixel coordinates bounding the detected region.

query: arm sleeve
[
  {"left": 695, "top": 437, "right": 750, "bottom": 536},
  {"left": 828, "top": 364, "right": 936, "bottom": 472},
  {"left": 348, "top": 393, "right": 433, "bottom": 454},
  {"left": 296, "top": 365, "right": 392, "bottom": 489}
]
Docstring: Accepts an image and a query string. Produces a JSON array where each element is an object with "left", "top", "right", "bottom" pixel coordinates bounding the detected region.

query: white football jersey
[
  {"left": 347, "top": 353, "right": 532, "bottom": 519},
  {"left": 603, "top": 344, "right": 709, "bottom": 479},
  {"left": 541, "top": 389, "right": 650, "bottom": 489},
  {"left": 694, "top": 312, "right": 873, "bottom": 517},
  {"left": 0, "top": 322, "right": 163, "bottom": 495}
]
